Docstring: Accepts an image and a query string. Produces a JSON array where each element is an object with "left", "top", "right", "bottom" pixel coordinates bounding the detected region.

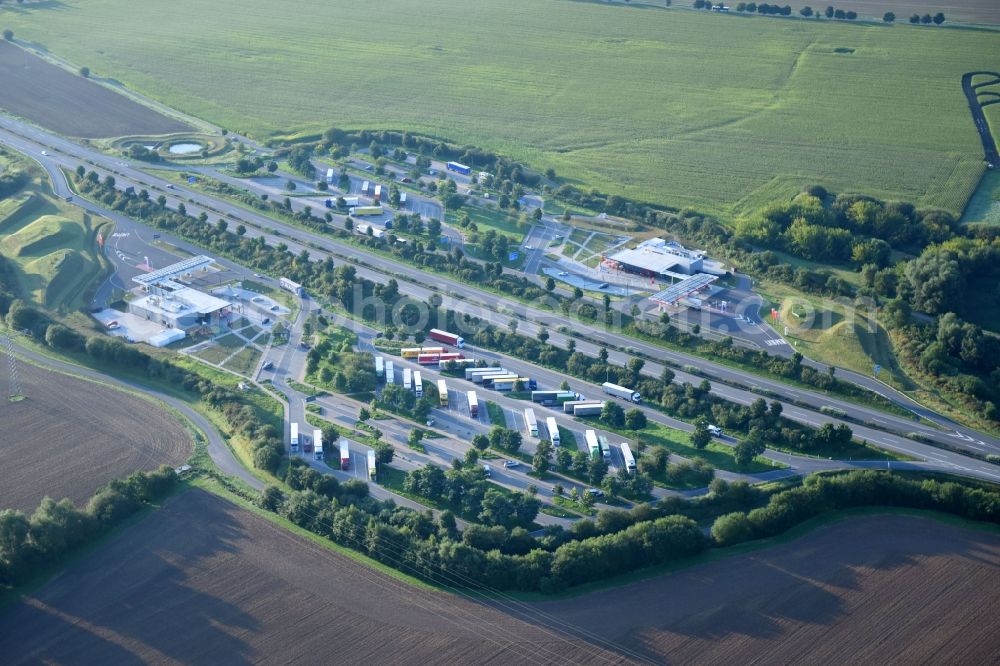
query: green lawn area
[
  {"left": 0, "top": 171, "right": 111, "bottom": 312},
  {"left": 10, "top": 1, "right": 995, "bottom": 218},
  {"left": 221, "top": 345, "right": 262, "bottom": 376},
  {"left": 758, "top": 280, "right": 917, "bottom": 392},
  {"left": 485, "top": 401, "right": 507, "bottom": 427},
  {"left": 447, "top": 203, "right": 525, "bottom": 240},
  {"left": 630, "top": 421, "right": 781, "bottom": 474},
  {"left": 557, "top": 426, "right": 578, "bottom": 452},
  {"left": 191, "top": 334, "right": 245, "bottom": 365}
]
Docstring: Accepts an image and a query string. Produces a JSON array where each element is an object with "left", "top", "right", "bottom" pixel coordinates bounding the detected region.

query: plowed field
[
  {"left": 0, "top": 41, "right": 190, "bottom": 138},
  {"left": 0, "top": 490, "right": 630, "bottom": 665},
  {"left": 0, "top": 362, "right": 192, "bottom": 513},
  {"left": 542, "top": 514, "right": 1000, "bottom": 663}
]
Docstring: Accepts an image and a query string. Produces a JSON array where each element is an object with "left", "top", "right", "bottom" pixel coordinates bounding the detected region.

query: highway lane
[
  {"left": 22, "top": 142, "right": 1000, "bottom": 477},
  {"left": 3, "top": 118, "right": 997, "bottom": 459},
  {"left": 0, "top": 116, "right": 980, "bottom": 441},
  {"left": 376, "top": 343, "right": 1000, "bottom": 485}
]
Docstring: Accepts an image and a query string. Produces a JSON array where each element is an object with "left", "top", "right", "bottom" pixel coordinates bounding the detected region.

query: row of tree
[
  {"left": 712, "top": 470, "right": 1000, "bottom": 546},
  {"left": 0, "top": 467, "right": 177, "bottom": 584},
  {"left": 696, "top": 2, "right": 946, "bottom": 23},
  {"left": 260, "top": 468, "right": 999, "bottom": 594}
]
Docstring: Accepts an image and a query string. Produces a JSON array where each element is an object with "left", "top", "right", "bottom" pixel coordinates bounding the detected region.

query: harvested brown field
[
  {"left": 0, "top": 489, "right": 630, "bottom": 665},
  {"left": 0, "top": 41, "right": 190, "bottom": 138},
  {"left": 541, "top": 514, "right": 1000, "bottom": 664},
  {"left": 0, "top": 362, "right": 192, "bottom": 513},
  {"left": 828, "top": 0, "right": 1000, "bottom": 24}
]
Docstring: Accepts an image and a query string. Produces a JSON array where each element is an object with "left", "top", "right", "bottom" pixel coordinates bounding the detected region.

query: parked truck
[
  {"left": 437, "top": 379, "right": 449, "bottom": 406},
  {"left": 545, "top": 417, "right": 560, "bottom": 446},
  {"left": 467, "top": 391, "right": 479, "bottom": 418},
  {"left": 481, "top": 373, "right": 519, "bottom": 387},
  {"left": 446, "top": 161, "right": 472, "bottom": 176},
  {"left": 399, "top": 192, "right": 407, "bottom": 206},
  {"left": 350, "top": 206, "right": 383, "bottom": 216},
  {"left": 403, "top": 368, "right": 412, "bottom": 391},
  {"left": 290, "top": 422, "right": 299, "bottom": 452},
  {"left": 492, "top": 377, "right": 531, "bottom": 392},
  {"left": 361, "top": 180, "right": 370, "bottom": 194},
  {"left": 585, "top": 430, "right": 600, "bottom": 460},
  {"left": 342, "top": 196, "right": 360, "bottom": 207},
  {"left": 620, "top": 442, "right": 636, "bottom": 473},
  {"left": 574, "top": 402, "right": 606, "bottom": 417},
  {"left": 414, "top": 371, "right": 423, "bottom": 397},
  {"left": 339, "top": 439, "right": 350, "bottom": 470},
  {"left": 524, "top": 408, "right": 538, "bottom": 437},
  {"left": 465, "top": 367, "right": 506, "bottom": 381},
  {"left": 599, "top": 435, "right": 612, "bottom": 460},
  {"left": 279, "top": 277, "right": 304, "bottom": 297},
  {"left": 602, "top": 381, "right": 641, "bottom": 403},
  {"left": 563, "top": 400, "right": 604, "bottom": 416},
  {"left": 373, "top": 184, "right": 382, "bottom": 202},
  {"left": 375, "top": 356, "right": 384, "bottom": 379},
  {"left": 385, "top": 360, "right": 395, "bottom": 385},
  {"left": 429, "top": 328, "right": 464, "bottom": 348},
  {"left": 326, "top": 168, "right": 335, "bottom": 184},
  {"left": 531, "top": 390, "right": 579, "bottom": 406},
  {"left": 367, "top": 449, "right": 377, "bottom": 480},
  {"left": 313, "top": 429, "right": 324, "bottom": 461}
]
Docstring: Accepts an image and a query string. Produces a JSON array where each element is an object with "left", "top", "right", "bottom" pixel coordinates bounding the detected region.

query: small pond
[{"left": 168, "top": 142, "right": 203, "bottom": 155}]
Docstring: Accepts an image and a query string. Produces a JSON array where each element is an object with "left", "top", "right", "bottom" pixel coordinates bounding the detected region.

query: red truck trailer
[{"left": 429, "top": 328, "right": 464, "bottom": 349}]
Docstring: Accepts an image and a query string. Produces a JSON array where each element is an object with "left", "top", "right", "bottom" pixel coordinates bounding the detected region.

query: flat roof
[
  {"left": 649, "top": 273, "right": 719, "bottom": 305},
  {"left": 132, "top": 255, "right": 214, "bottom": 286},
  {"left": 133, "top": 286, "right": 231, "bottom": 317},
  {"left": 607, "top": 245, "right": 700, "bottom": 274}
]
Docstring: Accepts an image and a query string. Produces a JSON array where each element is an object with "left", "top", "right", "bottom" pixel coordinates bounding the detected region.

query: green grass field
[
  {"left": 0, "top": 174, "right": 109, "bottom": 311},
  {"left": 7, "top": 1, "right": 996, "bottom": 218}
]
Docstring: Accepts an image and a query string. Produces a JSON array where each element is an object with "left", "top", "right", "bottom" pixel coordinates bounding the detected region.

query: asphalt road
[{"left": 2, "top": 116, "right": 998, "bottom": 472}]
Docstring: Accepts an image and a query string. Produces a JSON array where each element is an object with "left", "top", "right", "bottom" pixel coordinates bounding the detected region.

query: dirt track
[
  {"left": 541, "top": 514, "right": 1000, "bottom": 663},
  {"left": 0, "top": 489, "right": 630, "bottom": 665},
  {"left": 0, "top": 362, "right": 192, "bottom": 513},
  {"left": 0, "top": 41, "right": 190, "bottom": 138}
]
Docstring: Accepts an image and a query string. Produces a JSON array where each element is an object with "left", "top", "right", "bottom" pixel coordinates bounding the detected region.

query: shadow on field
[
  {"left": 533, "top": 515, "right": 1000, "bottom": 662},
  {"left": 0, "top": 490, "right": 261, "bottom": 665}
]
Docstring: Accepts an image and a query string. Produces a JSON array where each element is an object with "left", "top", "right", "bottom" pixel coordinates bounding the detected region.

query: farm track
[
  {"left": 962, "top": 71, "right": 1000, "bottom": 168},
  {"left": 0, "top": 489, "right": 633, "bottom": 665},
  {"left": 0, "top": 361, "right": 192, "bottom": 513}
]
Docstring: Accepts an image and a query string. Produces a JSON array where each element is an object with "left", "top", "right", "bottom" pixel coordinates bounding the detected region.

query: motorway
[{"left": 3, "top": 115, "right": 999, "bottom": 484}]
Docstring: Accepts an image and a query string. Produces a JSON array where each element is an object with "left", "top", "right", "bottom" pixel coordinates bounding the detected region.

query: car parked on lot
[{"left": 106, "top": 321, "right": 119, "bottom": 330}]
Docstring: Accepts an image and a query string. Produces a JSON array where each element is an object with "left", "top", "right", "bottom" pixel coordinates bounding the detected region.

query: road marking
[{"left": 764, "top": 338, "right": 788, "bottom": 347}]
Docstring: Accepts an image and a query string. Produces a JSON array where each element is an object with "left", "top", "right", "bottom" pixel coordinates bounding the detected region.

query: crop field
[
  {"left": 0, "top": 489, "right": 626, "bottom": 664},
  {"left": 4, "top": 2, "right": 997, "bottom": 217},
  {"left": 542, "top": 514, "right": 1000, "bottom": 663},
  {"left": 0, "top": 41, "right": 190, "bottom": 138},
  {"left": 0, "top": 362, "right": 192, "bottom": 513}
]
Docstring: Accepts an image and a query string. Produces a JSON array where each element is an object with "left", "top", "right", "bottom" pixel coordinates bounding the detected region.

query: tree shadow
[
  {"left": 0, "top": 489, "right": 262, "bottom": 664},
  {"left": 525, "top": 515, "right": 1000, "bottom": 663}
]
